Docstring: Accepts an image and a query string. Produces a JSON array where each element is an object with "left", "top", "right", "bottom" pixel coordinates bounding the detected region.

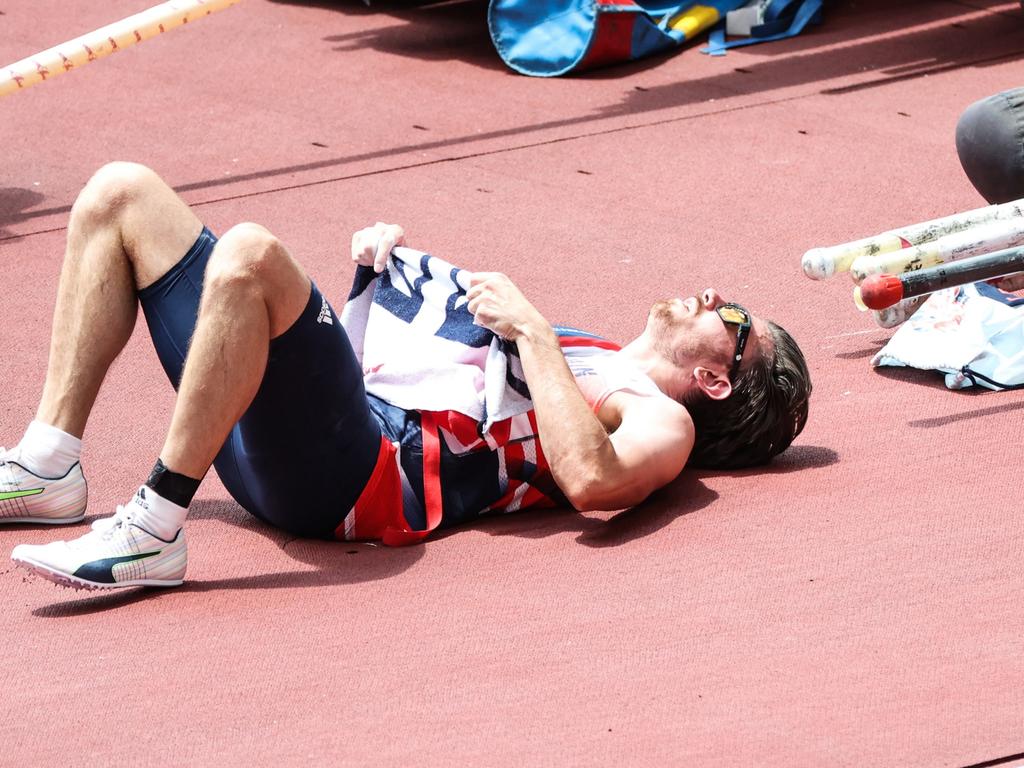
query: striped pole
[
  {"left": 801, "top": 197, "right": 1024, "bottom": 281},
  {"left": 848, "top": 218, "right": 1024, "bottom": 284},
  {"left": 0, "top": 0, "right": 242, "bottom": 98}
]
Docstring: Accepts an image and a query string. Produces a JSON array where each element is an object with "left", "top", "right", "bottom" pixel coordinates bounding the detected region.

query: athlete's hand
[
  {"left": 467, "top": 272, "right": 552, "bottom": 343},
  {"left": 351, "top": 222, "right": 405, "bottom": 273}
]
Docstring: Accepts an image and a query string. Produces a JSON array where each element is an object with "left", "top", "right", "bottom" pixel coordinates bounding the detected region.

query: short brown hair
[{"left": 682, "top": 320, "right": 811, "bottom": 469}]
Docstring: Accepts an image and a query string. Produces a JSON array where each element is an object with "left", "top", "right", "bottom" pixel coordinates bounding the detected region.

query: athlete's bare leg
[
  {"left": 35, "top": 162, "right": 310, "bottom": 480},
  {"left": 36, "top": 162, "right": 203, "bottom": 438},
  {"left": 10, "top": 163, "right": 315, "bottom": 589}
]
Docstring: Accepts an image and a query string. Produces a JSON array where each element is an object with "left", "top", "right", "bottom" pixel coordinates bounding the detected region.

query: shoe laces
[
  {"left": 0, "top": 446, "right": 26, "bottom": 467},
  {"left": 0, "top": 448, "right": 17, "bottom": 483},
  {"left": 91, "top": 504, "right": 135, "bottom": 538}
]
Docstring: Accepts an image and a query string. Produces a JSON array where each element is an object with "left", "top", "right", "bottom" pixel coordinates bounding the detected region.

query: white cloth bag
[{"left": 871, "top": 283, "right": 1024, "bottom": 390}]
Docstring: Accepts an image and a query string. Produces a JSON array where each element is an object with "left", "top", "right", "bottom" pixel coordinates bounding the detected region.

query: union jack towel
[
  {"left": 339, "top": 247, "right": 617, "bottom": 544},
  {"left": 340, "top": 246, "right": 536, "bottom": 434}
]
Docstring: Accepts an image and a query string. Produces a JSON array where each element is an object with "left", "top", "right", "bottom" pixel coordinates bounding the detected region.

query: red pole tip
[{"left": 859, "top": 274, "right": 904, "bottom": 310}]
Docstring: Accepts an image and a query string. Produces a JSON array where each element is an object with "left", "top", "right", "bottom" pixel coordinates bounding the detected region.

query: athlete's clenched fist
[{"left": 466, "top": 272, "right": 549, "bottom": 342}]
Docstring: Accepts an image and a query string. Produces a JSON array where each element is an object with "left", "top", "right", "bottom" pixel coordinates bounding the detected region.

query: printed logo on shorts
[{"left": 317, "top": 296, "right": 334, "bottom": 326}]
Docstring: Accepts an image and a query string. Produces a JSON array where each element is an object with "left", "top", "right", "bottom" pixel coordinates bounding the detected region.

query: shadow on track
[
  {"left": 29, "top": 444, "right": 837, "bottom": 615},
  {"left": 315, "top": 0, "right": 504, "bottom": 71},
  {"left": 907, "top": 397, "right": 1024, "bottom": 428},
  {"left": 467, "top": 473, "right": 718, "bottom": 547},
  {"left": 273, "top": 0, "right": 1024, "bottom": 84},
  {"left": 7, "top": 0, "right": 1022, "bottom": 233},
  {"left": 696, "top": 443, "right": 839, "bottom": 479},
  {"left": 833, "top": 339, "right": 888, "bottom": 360},
  {"left": 30, "top": 498, "right": 425, "bottom": 617},
  {"left": 871, "top": 364, "right": 988, "bottom": 392},
  {"left": 473, "top": 444, "right": 836, "bottom": 545},
  {"left": 161, "top": 5, "right": 1024, "bottom": 197},
  {"left": 0, "top": 187, "right": 45, "bottom": 238}
]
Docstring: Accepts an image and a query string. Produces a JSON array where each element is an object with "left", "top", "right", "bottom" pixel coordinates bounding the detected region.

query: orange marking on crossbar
[
  {"left": 10, "top": 71, "right": 24, "bottom": 88},
  {"left": 134, "top": 30, "right": 142, "bottom": 42},
  {"left": 109, "top": 37, "right": 119, "bottom": 51},
  {"left": 159, "top": 23, "right": 166, "bottom": 32},
  {"left": 35, "top": 61, "right": 49, "bottom": 79},
  {"left": 83, "top": 44, "right": 96, "bottom": 61},
  {"left": 60, "top": 53, "right": 74, "bottom": 72}
]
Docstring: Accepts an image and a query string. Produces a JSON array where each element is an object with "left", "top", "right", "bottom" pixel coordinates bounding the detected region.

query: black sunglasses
[{"left": 716, "top": 303, "right": 751, "bottom": 382}]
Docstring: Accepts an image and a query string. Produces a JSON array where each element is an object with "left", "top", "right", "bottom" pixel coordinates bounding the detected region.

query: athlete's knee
[
  {"left": 205, "top": 222, "right": 293, "bottom": 292},
  {"left": 956, "top": 87, "right": 1024, "bottom": 204},
  {"left": 70, "top": 161, "right": 165, "bottom": 228}
]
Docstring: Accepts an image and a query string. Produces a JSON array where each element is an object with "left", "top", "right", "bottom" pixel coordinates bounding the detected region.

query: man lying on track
[{"left": 3, "top": 162, "right": 811, "bottom": 591}]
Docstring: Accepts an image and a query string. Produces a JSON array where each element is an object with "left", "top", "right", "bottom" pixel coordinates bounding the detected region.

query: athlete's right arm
[
  {"left": 515, "top": 332, "right": 693, "bottom": 511},
  {"left": 350, "top": 222, "right": 405, "bottom": 273},
  {"left": 467, "top": 272, "right": 693, "bottom": 511}
]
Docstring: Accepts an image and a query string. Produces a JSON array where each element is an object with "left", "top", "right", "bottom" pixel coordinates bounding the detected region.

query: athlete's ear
[{"left": 693, "top": 366, "right": 732, "bottom": 401}]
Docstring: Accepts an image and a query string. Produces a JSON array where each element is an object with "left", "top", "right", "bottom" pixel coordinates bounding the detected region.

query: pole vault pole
[{"left": 0, "top": 0, "right": 242, "bottom": 98}]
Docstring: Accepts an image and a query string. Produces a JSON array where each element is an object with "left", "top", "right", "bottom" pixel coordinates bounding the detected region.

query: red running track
[{"left": 2, "top": 1, "right": 1024, "bottom": 765}]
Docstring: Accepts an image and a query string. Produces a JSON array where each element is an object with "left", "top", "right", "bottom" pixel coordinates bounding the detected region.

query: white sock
[
  {"left": 129, "top": 486, "right": 187, "bottom": 541},
  {"left": 15, "top": 420, "right": 82, "bottom": 478}
]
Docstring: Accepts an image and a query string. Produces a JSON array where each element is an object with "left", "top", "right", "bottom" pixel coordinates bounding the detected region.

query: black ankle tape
[{"left": 145, "top": 458, "right": 201, "bottom": 508}]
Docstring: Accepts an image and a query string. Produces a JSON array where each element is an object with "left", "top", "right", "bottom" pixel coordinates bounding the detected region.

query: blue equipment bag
[{"left": 488, "top": 0, "right": 825, "bottom": 76}]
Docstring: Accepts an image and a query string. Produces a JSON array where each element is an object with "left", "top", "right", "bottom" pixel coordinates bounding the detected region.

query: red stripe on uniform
[
  {"left": 383, "top": 411, "right": 444, "bottom": 546},
  {"left": 489, "top": 417, "right": 512, "bottom": 446},
  {"left": 558, "top": 336, "right": 621, "bottom": 351},
  {"left": 518, "top": 485, "right": 557, "bottom": 511},
  {"left": 333, "top": 436, "right": 402, "bottom": 542},
  {"left": 440, "top": 409, "right": 484, "bottom": 449}
]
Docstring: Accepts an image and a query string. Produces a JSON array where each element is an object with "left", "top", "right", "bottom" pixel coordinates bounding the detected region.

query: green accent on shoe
[{"left": 0, "top": 488, "right": 44, "bottom": 501}]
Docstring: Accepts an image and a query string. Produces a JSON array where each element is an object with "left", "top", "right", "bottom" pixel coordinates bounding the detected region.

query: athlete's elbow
[
  {"left": 562, "top": 474, "right": 647, "bottom": 512},
  {"left": 559, "top": 470, "right": 607, "bottom": 512},
  {"left": 566, "top": 492, "right": 607, "bottom": 513},
  {"left": 564, "top": 487, "right": 600, "bottom": 512}
]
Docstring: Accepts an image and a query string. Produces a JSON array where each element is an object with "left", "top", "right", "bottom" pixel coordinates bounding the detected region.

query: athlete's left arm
[{"left": 467, "top": 272, "right": 693, "bottom": 511}]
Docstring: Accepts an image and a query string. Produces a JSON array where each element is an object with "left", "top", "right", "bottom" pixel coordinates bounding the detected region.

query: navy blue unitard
[{"left": 137, "top": 228, "right": 382, "bottom": 539}]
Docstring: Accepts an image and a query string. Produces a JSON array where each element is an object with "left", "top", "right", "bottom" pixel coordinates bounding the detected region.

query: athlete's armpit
[{"left": 570, "top": 392, "right": 694, "bottom": 511}]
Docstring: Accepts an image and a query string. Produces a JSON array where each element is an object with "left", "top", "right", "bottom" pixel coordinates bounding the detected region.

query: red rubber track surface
[{"left": 2, "top": 1, "right": 1024, "bottom": 766}]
